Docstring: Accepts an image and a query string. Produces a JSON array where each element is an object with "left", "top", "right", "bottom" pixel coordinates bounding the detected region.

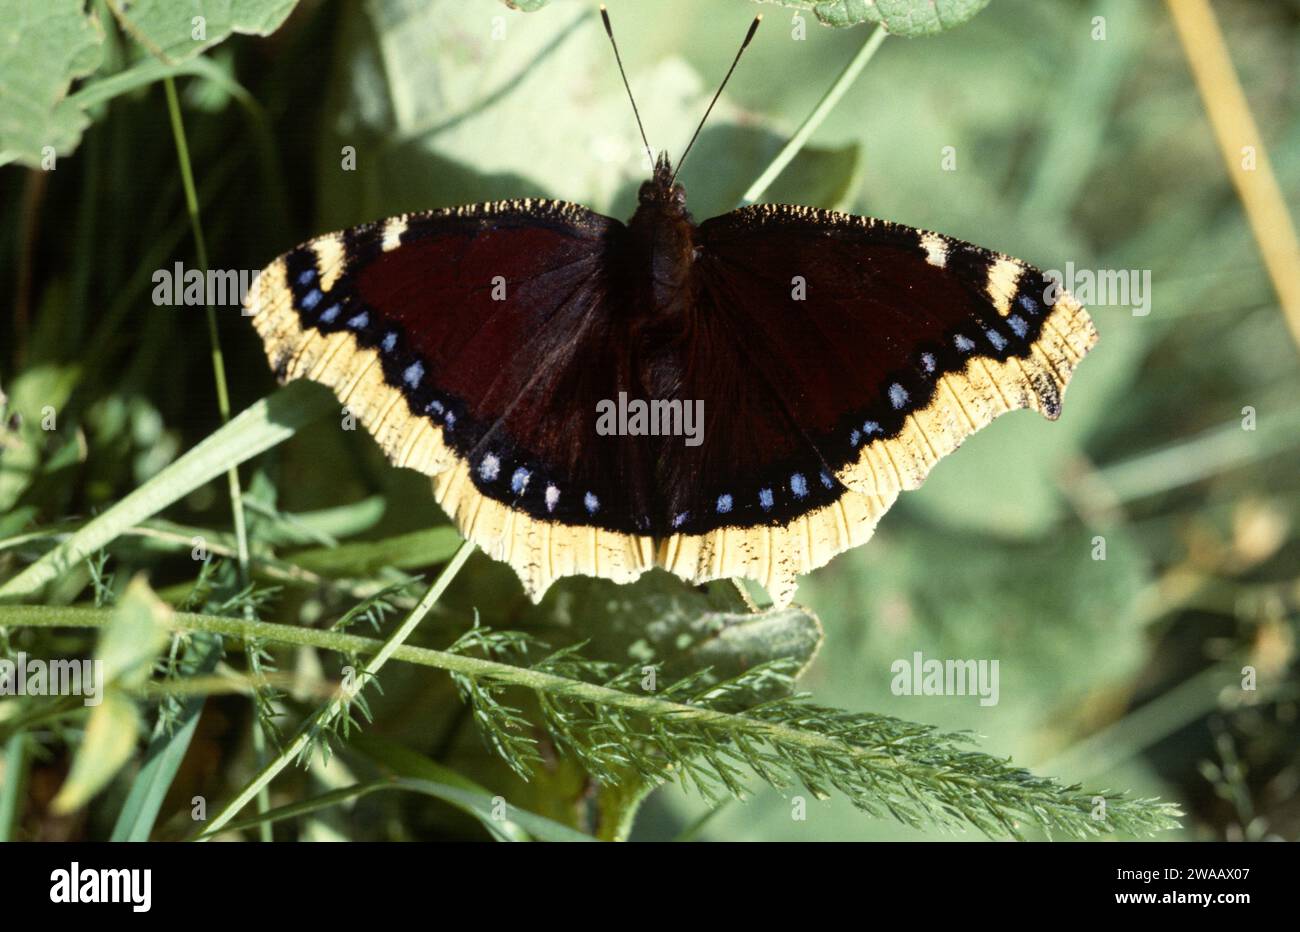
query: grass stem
[
  {"left": 739, "top": 24, "right": 887, "bottom": 206},
  {"left": 1165, "top": 0, "right": 1300, "bottom": 351},
  {"left": 194, "top": 539, "right": 477, "bottom": 839}
]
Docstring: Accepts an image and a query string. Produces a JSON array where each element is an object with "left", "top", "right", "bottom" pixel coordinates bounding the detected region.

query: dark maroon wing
[
  {"left": 248, "top": 200, "right": 658, "bottom": 536},
  {"left": 657, "top": 203, "right": 1098, "bottom": 536}
]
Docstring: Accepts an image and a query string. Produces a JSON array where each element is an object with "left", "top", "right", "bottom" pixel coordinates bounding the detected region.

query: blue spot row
[{"left": 790, "top": 473, "right": 808, "bottom": 498}]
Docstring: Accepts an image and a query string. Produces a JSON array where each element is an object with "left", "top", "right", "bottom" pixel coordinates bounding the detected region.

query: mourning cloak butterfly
[{"left": 245, "top": 11, "right": 1097, "bottom": 607}]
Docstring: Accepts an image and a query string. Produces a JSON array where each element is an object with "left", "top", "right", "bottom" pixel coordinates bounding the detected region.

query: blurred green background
[{"left": 1, "top": 0, "right": 1297, "bottom": 841}]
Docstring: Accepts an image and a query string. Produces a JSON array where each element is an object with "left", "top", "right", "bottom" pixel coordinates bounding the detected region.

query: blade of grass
[
  {"left": 109, "top": 633, "right": 224, "bottom": 841},
  {"left": 0, "top": 733, "right": 29, "bottom": 841},
  {"left": 1094, "top": 405, "right": 1300, "bottom": 502},
  {"left": 217, "top": 777, "right": 594, "bottom": 842},
  {"left": 739, "top": 24, "right": 887, "bottom": 206},
  {"left": 338, "top": 731, "right": 527, "bottom": 841},
  {"left": 290, "top": 526, "right": 464, "bottom": 576},
  {"left": 194, "top": 539, "right": 477, "bottom": 839},
  {"left": 163, "top": 75, "right": 252, "bottom": 596},
  {"left": 1034, "top": 654, "right": 1270, "bottom": 782},
  {"left": 0, "top": 381, "right": 334, "bottom": 602},
  {"left": 1165, "top": 0, "right": 1300, "bottom": 350}
]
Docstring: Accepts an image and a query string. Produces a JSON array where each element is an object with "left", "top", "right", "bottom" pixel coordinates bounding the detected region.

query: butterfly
[{"left": 244, "top": 9, "right": 1096, "bottom": 608}]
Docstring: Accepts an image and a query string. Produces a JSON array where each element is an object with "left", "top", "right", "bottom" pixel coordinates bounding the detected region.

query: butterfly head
[{"left": 638, "top": 152, "right": 688, "bottom": 217}]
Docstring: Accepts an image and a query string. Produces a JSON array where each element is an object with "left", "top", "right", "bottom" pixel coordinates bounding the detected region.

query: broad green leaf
[
  {"left": 51, "top": 692, "right": 141, "bottom": 814},
  {"left": 69, "top": 52, "right": 257, "bottom": 112},
  {"left": 318, "top": 0, "right": 861, "bottom": 226},
  {"left": 537, "top": 571, "right": 823, "bottom": 698},
  {"left": 106, "top": 0, "right": 299, "bottom": 65},
  {"left": 802, "top": 521, "right": 1150, "bottom": 725},
  {"left": 0, "top": 363, "right": 82, "bottom": 512},
  {"left": 0, "top": 0, "right": 104, "bottom": 167},
  {"left": 97, "top": 576, "right": 174, "bottom": 689},
  {"left": 446, "top": 562, "right": 824, "bottom": 705},
  {"left": 774, "top": 0, "right": 992, "bottom": 34}
]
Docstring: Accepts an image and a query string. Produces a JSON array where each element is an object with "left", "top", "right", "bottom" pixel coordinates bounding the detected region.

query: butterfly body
[
  {"left": 246, "top": 154, "right": 1096, "bottom": 606},
  {"left": 623, "top": 158, "right": 697, "bottom": 357}
]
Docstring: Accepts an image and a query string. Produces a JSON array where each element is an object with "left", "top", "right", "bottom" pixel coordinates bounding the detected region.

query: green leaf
[
  {"left": 500, "top": 0, "right": 550, "bottom": 11},
  {"left": 106, "top": 0, "right": 299, "bottom": 65},
  {"left": 69, "top": 53, "right": 257, "bottom": 112},
  {"left": 96, "top": 576, "right": 175, "bottom": 688},
  {"left": 319, "top": 1, "right": 860, "bottom": 227},
  {"left": 291, "top": 525, "right": 463, "bottom": 577},
  {"left": 0, "top": 0, "right": 104, "bottom": 167},
  {"left": 538, "top": 571, "right": 823, "bottom": 702},
  {"left": 802, "top": 521, "right": 1150, "bottom": 720},
  {"left": 0, "top": 363, "right": 82, "bottom": 512},
  {"left": 444, "top": 563, "right": 824, "bottom": 707},
  {"left": 51, "top": 693, "right": 139, "bottom": 814},
  {"left": 775, "top": 0, "right": 992, "bottom": 34},
  {"left": 0, "top": 733, "right": 28, "bottom": 841}
]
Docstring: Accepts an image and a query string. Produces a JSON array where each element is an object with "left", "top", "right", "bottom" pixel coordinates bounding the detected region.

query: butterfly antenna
[
  {"left": 600, "top": 5, "right": 653, "bottom": 167},
  {"left": 671, "top": 14, "right": 762, "bottom": 185}
]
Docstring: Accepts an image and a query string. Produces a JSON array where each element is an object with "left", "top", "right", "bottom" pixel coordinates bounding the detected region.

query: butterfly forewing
[{"left": 247, "top": 200, "right": 661, "bottom": 595}]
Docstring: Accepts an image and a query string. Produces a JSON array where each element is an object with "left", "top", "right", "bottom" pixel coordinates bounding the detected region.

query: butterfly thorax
[{"left": 625, "top": 157, "right": 697, "bottom": 394}]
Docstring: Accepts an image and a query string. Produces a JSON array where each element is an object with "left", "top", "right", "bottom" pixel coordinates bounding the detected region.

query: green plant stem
[
  {"left": 162, "top": 76, "right": 252, "bottom": 592},
  {"left": 739, "top": 24, "right": 887, "bottom": 206},
  {"left": 0, "top": 597, "right": 1093, "bottom": 788},
  {"left": 164, "top": 75, "right": 276, "bottom": 835},
  {"left": 0, "top": 595, "right": 1181, "bottom": 838},
  {"left": 194, "top": 539, "right": 477, "bottom": 839}
]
